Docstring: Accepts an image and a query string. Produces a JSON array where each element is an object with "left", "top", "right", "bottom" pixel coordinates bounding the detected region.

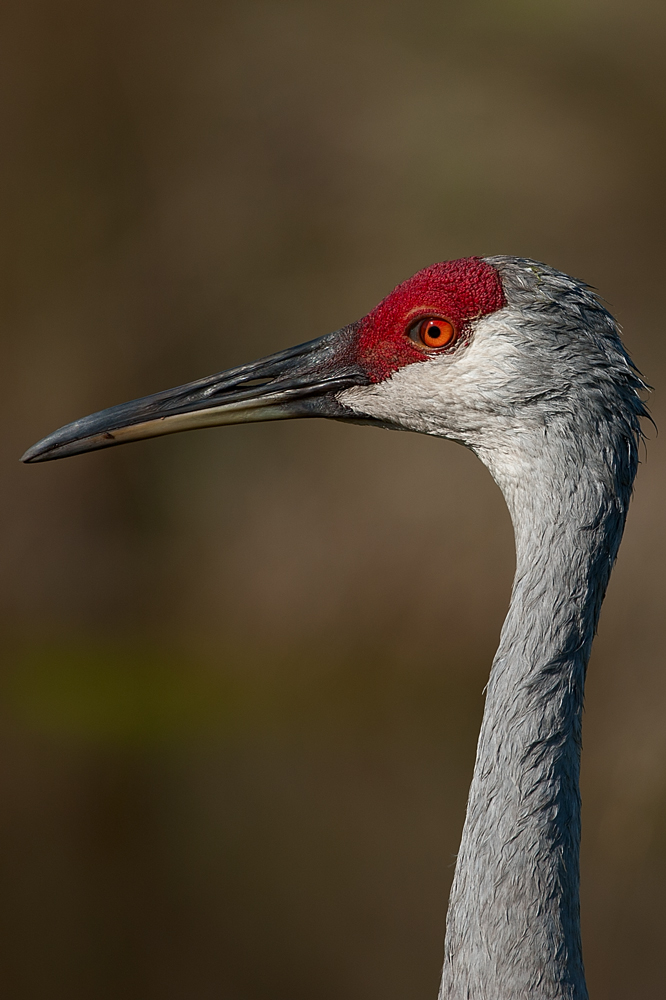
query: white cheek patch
[
  {"left": 338, "top": 312, "right": 525, "bottom": 442},
  {"left": 338, "top": 360, "right": 457, "bottom": 436},
  {"left": 336, "top": 310, "right": 541, "bottom": 498}
]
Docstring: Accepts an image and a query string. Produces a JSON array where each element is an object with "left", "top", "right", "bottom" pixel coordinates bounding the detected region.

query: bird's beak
[{"left": 21, "top": 326, "right": 369, "bottom": 464}]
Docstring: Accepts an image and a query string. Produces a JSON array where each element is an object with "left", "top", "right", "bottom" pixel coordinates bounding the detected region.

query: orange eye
[{"left": 411, "top": 318, "right": 456, "bottom": 350}]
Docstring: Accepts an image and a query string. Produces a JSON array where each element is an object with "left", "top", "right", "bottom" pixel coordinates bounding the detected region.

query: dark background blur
[{"left": 2, "top": 1, "right": 666, "bottom": 997}]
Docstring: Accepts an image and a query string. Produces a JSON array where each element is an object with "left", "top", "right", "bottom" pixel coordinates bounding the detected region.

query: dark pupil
[{"left": 428, "top": 325, "right": 441, "bottom": 337}]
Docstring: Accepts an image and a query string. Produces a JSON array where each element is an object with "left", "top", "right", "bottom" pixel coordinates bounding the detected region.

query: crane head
[{"left": 21, "top": 256, "right": 643, "bottom": 470}]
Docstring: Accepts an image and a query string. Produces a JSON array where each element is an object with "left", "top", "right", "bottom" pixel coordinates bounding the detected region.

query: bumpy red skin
[{"left": 355, "top": 257, "right": 506, "bottom": 384}]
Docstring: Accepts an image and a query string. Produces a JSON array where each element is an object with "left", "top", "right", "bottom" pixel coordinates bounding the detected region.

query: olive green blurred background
[{"left": 2, "top": 1, "right": 666, "bottom": 997}]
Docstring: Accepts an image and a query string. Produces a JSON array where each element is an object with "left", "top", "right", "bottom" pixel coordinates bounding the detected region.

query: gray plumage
[
  {"left": 442, "top": 259, "right": 647, "bottom": 999},
  {"left": 340, "top": 258, "right": 647, "bottom": 998}
]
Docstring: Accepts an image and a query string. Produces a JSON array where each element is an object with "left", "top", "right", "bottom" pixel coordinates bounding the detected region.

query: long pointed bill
[{"left": 22, "top": 326, "right": 369, "bottom": 464}]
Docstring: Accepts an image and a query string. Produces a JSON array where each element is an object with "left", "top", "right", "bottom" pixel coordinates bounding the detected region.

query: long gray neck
[{"left": 439, "top": 442, "right": 631, "bottom": 1000}]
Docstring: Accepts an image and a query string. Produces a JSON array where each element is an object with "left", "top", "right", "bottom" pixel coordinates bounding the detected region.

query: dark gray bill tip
[
  {"left": 21, "top": 427, "right": 116, "bottom": 464},
  {"left": 22, "top": 441, "right": 59, "bottom": 464}
]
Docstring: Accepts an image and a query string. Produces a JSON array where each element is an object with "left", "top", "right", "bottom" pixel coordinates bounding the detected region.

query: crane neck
[{"left": 439, "top": 436, "right": 634, "bottom": 1000}]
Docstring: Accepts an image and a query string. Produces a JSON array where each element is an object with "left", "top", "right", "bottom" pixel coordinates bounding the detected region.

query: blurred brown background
[{"left": 1, "top": 0, "right": 665, "bottom": 997}]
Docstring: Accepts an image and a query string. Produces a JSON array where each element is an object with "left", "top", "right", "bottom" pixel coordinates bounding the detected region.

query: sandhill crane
[{"left": 22, "top": 256, "right": 647, "bottom": 999}]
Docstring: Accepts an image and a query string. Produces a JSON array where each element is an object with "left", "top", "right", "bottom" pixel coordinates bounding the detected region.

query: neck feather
[{"left": 440, "top": 432, "right": 634, "bottom": 1000}]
